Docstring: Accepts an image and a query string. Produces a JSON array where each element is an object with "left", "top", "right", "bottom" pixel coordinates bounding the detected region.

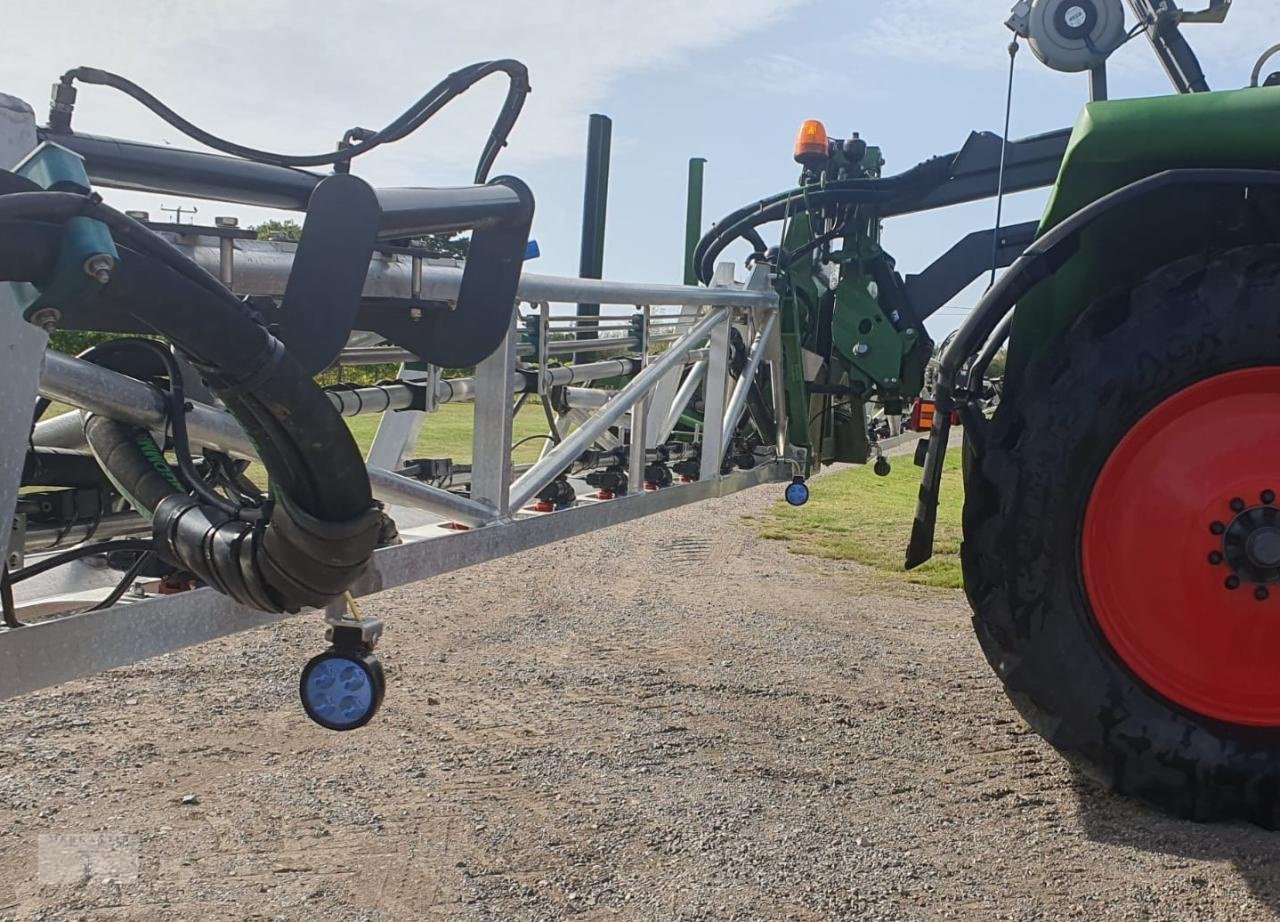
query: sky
[{"left": 4, "top": 0, "right": 1279, "bottom": 340}]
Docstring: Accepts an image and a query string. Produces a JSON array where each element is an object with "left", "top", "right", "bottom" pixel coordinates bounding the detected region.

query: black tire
[{"left": 962, "top": 244, "right": 1280, "bottom": 825}]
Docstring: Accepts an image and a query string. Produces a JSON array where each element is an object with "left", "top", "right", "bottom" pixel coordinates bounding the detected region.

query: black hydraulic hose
[
  {"left": 9, "top": 538, "right": 155, "bottom": 585},
  {"left": 87, "top": 552, "right": 153, "bottom": 612},
  {"left": 0, "top": 191, "right": 244, "bottom": 311},
  {"left": 693, "top": 155, "right": 955, "bottom": 283},
  {"left": 22, "top": 448, "right": 110, "bottom": 490},
  {"left": 54, "top": 61, "right": 530, "bottom": 182},
  {"left": 0, "top": 219, "right": 380, "bottom": 612}
]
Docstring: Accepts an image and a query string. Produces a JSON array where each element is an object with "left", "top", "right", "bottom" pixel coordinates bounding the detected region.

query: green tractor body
[{"left": 1008, "top": 85, "right": 1280, "bottom": 385}]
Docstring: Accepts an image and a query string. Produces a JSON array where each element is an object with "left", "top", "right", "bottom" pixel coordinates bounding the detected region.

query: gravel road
[{"left": 2, "top": 478, "right": 1280, "bottom": 921}]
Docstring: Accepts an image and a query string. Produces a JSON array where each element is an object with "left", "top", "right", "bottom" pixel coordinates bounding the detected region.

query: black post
[{"left": 576, "top": 114, "right": 612, "bottom": 362}]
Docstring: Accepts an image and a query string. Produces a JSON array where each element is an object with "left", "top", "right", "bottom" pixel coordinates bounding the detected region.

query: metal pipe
[
  {"left": 721, "top": 312, "right": 778, "bottom": 449},
  {"left": 162, "top": 237, "right": 777, "bottom": 309},
  {"left": 366, "top": 466, "right": 496, "bottom": 526},
  {"left": 684, "top": 158, "right": 706, "bottom": 286},
  {"left": 24, "top": 512, "right": 150, "bottom": 550},
  {"left": 34, "top": 353, "right": 496, "bottom": 524},
  {"left": 46, "top": 130, "right": 322, "bottom": 210},
  {"left": 662, "top": 359, "right": 706, "bottom": 440},
  {"left": 36, "top": 351, "right": 252, "bottom": 456},
  {"left": 509, "top": 308, "right": 729, "bottom": 510},
  {"left": 374, "top": 184, "right": 531, "bottom": 238},
  {"left": 562, "top": 387, "right": 613, "bottom": 410},
  {"left": 331, "top": 347, "right": 420, "bottom": 367},
  {"left": 576, "top": 114, "right": 612, "bottom": 364}
]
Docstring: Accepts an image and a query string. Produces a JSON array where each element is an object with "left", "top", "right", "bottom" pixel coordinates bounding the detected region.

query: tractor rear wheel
[{"left": 962, "top": 245, "right": 1280, "bottom": 824}]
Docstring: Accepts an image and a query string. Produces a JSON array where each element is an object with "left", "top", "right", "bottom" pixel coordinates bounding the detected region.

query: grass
[
  {"left": 38, "top": 400, "right": 553, "bottom": 475},
  {"left": 345, "top": 402, "right": 550, "bottom": 465},
  {"left": 754, "top": 449, "right": 965, "bottom": 589}
]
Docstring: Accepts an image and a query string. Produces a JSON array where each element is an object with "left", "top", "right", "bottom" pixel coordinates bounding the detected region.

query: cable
[
  {"left": 87, "top": 552, "right": 153, "bottom": 612},
  {"left": 9, "top": 538, "right": 154, "bottom": 586},
  {"left": 991, "top": 38, "right": 1020, "bottom": 288},
  {"left": 512, "top": 433, "right": 557, "bottom": 453},
  {"left": 54, "top": 61, "right": 530, "bottom": 183},
  {"left": 1, "top": 564, "right": 18, "bottom": 628},
  {"left": 115, "top": 339, "right": 244, "bottom": 517},
  {"left": 693, "top": 155, "right": 955, "bottom": 284}
]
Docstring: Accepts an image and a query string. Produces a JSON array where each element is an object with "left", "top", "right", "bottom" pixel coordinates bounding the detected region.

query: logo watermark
[{"left": 37, "top": 834, "right": 139, "bottom": 885}]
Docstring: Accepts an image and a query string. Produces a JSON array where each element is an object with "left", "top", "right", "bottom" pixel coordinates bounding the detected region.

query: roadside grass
[{"left": 753, "top": 449, "right": 965, "bottom": 590}]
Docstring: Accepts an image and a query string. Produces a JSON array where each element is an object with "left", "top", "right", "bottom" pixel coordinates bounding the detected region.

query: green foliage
[
  {"left": 47, "top": 330, "right": 117, "bottom": 355},
  {"left": 250, "top": 219, "right": 470, "bottom": 260},
  {"left": 253, "top": 219, "right": 303, "bottom": 241},
  {"left": 409, "top": 232, "right": 470, "bottom": 259},
  {"left": 755, "top": 449, "right": 964, "bottom": 589}
]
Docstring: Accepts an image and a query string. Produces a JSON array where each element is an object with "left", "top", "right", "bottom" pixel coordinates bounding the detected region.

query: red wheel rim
[{"left": 1083, "top": 367, "right": 1280, "bottom": 726}]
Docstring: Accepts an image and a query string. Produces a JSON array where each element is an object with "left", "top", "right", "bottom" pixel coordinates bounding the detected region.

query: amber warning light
[{"left": 793, "top": 119, "right": 830, "bottom": 167}]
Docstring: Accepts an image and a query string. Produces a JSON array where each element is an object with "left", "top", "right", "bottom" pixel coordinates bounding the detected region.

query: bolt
[
  {"left": 214, "top": 216, "right": 239, "bottom": 228},
  {"left": 1257, "top": 587, "right": 1271, "bottom": 602},
  {"left": 28, "top": 307, "right": 61, "bottom": 331},
  {"left": 853, "top": 343, "right": 870, "bottom": 356},
  {"left": 409, "top": 307, "right": 423, "bottom": 322},
  {"left": 129, "top": 581, "right": 146, "bottom": 599},
  {"left": 1208, "top": 551, "right": 1224, "bottom": 565},
  {"left": 1226, "top": 575, "right": 1241, "bottom": 590},
  {"left": 83, "top": 254, "right": 114, "bottom": 285},
  {"left": 1231, "top": 497, "right": 1246, "bottom": 513},
  {"left": 1264, "top": 490, "right": 1276, "bottom": 506},
  {"left": 1210, "top": 521, "right": 1226, "bottom": 535}
]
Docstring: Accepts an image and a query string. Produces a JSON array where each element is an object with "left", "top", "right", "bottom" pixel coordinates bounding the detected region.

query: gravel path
[{"left": 2, "top": 479, "right": 1280, "bottom": 920}]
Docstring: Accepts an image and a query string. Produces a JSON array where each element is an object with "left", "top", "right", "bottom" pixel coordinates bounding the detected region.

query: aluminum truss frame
[{"left": 5, "top": 250, "right": 790, "bottom": 701}]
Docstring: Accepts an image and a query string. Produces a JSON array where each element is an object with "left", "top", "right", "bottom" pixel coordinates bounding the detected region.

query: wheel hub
[
  {"left": 1082, "top": 367, "right": 1280, "bottom": 726},
  {"left": 1213, "top": 498, "right": 1280, "bottom": 591}
]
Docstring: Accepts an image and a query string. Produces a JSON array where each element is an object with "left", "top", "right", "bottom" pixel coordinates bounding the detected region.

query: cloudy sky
[{"left": 4, "top": 0, "right": 1279, "bottom": 338}]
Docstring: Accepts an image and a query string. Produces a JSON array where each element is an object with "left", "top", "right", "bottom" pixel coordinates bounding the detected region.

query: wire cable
[
  {"left": 55, "top": 61, "right": 530, "bottom": 183},
  {"left": 115, "top": 339, "right": 245, "bottom": 517},
  {"left": 9, "top": 539, "right": 154, "bottom": 585},
  {"left": 87, "top": 553, "right": 153, "bottom": 612},
  {"left": 990, "top": 38, "right": 1020, "bottom": 288}
]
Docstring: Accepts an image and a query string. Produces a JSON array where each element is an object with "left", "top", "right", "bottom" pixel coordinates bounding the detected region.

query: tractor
[{"left": 698, "top": 0, "right": 1280, "bottom": 824}]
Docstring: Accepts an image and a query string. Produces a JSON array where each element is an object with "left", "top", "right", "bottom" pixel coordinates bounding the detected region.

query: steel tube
[
  {"left": 36, "top": 351, "right": 253, "bottom": 456},
  {"left": 35, "top": 353, "right": 495, "bottom": 522},
  {"left": 508, "top": 308, "right": 729, "bottom": 510},
  {"left": 161, "top": 238, "right": 777, "bottom": 310},
  {"left": 46, "top": 130, "right": 321, "bottom": 210},
  {"left": 576, "top": 114, "right": 612, "bottom": 364},
  {"left": 24, "top": 512, "right": 149, "bottom": 550},
  {"left": 721, "top": 312, "right": 778, "bottom": 449},
  {"left": 366, "top": 466, "right": 496, "bottom": 526},
  {"left": 662, "top": 360, "right": 706, "bottom": 439}
]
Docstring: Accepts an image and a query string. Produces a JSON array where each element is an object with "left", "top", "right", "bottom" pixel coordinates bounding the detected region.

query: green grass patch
[
  {"left": 344, "top": 402, "right": 549, "bottom": 465},
  {"left": 39, "top": 400, "right": 551, "bottom": 480},
  {"left": 755, "top": 449, "right": 965, "bottom": 589}
]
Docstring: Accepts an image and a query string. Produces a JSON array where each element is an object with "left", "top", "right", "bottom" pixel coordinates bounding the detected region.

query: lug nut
[
  {"left": 1264, "top": 490, "right": 1276, "bottom": 505},
  {"left": 1256, "top": 587, "right": 1271, "bottom": 602},
  {"left": 1226, "top": 575, "right": 1241, "bottom": 590},
  {"left": 1231, "top": 497, "right": 1246, "bottom": 513},
  {"left": 1210, "top": 521, "right": 1226, "bottom": 535},
  {"left": 1208, "top": 551, "right": 1224, "bottom": 565}
]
